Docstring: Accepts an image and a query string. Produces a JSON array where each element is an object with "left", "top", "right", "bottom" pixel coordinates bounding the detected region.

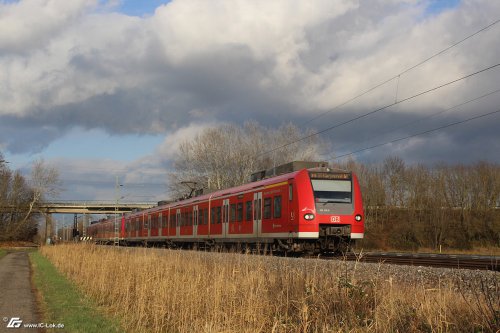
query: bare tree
[
  {"left": 168, "top": 121, "right": 325, "bottom": 197},
  {"left": 382, "top": 156, "right": 407, "bottom": 207},
  {"left": 19, "top": 159, "right": 61, "bottom": 226},
  {"left": 0, "top": 154, "right": 40, "bottom": 241}
]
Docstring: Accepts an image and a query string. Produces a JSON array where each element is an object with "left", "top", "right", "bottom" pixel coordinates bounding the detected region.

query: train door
[
  {"left": 147, "top": 214, "right": 151, "bottom": 238},
  {"left": 141, "top": 213, "right": 146, "bottom": 238},
  {"left": 176, "top": 209, "right": 181, "bottom": 237},
  {"left": 193, "top": 205, "right": 198, "bottom": 238},
  {"left": 158, "top": 213, "right": 162, "bottom": 237},
  {"left": 167, "top": 207, "right": 172, "bottom": 238},
  {"left": 222, "top": 199, "right": 229, "bottom": 238},
  {"left": 253, "top": 192, "right": 262, "bottom": 237}
]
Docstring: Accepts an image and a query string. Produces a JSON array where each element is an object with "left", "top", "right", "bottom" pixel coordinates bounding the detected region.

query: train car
[{"left": 87, "top": 161, "right": 364, "bottom": 254}]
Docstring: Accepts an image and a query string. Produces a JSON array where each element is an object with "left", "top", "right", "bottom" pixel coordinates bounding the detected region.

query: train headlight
[
  {"left": 355, "top": 214, "right": 362, "bottom": 222},
  {"left": 304, "top": 213, "right": 315, "bottom": 221}
]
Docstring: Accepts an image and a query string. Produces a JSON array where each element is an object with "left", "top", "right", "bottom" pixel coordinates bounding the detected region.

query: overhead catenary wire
[
  {"left": 332, "top": 87, "right": 500, "bottom": 154},
  {"left": 329, "top": 108, "right": 500, "bottom": 161},
  {"left": 255, "top": 62, "right": 500, "bottom": 158},
  {"left": 303, "top": 17, "right": 500, "bottom": 127}
]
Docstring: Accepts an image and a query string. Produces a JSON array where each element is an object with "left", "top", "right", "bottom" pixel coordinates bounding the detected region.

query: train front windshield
[{"left": 310, "top": 173, "right": 352, "bottom": 204}]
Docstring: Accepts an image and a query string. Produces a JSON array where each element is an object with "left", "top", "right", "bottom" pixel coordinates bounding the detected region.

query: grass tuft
[
  {"left": 30, "top": 250, "right": 123, "bottom": 333},
  {"left": 0, "top": 248, "right": 6, "bottom": 260}
]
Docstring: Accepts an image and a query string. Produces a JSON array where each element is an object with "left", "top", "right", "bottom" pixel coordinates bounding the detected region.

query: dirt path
[{"left": 0, "top": 251, "right": 40, "bottom": 333}]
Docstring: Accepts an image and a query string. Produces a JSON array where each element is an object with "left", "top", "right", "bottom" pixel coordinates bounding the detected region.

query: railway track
[
  {"left": 334, "top": 252, "right": 499, "bottom": 271},
  {"left": 95, "top": 242, "right": 499, "bottom": 271}
]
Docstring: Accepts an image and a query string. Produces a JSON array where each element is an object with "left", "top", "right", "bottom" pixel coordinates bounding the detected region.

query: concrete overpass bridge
[
  {"left": 0, "top": 201, "right": 157, "bottom": 214},
  {"left": 37, "top": 201, "right": 156, "bottom": 214},
  {"left": 0, "top": 201, "right": 157, "bottom": 243}
]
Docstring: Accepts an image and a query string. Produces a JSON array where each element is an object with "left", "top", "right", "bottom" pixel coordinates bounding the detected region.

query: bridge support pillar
[
  {"left": 82, "top": 214, "right": 87, "bottom": 237},
  {"left": 44, "top": 213, "right": 53, "bottom": 245}
]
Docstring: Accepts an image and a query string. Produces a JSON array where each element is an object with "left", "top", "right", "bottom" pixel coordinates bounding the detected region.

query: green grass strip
[
  {"left": 30, "top": 251, "right": 123, "bottom": 333},
  {"left": 0, "top": 248, "right": 6, "bottom": 260}
]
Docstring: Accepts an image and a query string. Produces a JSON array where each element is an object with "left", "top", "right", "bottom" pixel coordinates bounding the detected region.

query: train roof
[
  {"left": 133, "top": 164, "right": 353, "bottom": 216},
  {"left": 88, "top": 169, "right": 305, "bottom": 224},
  {"left": 90, "top": 165, "right": 354, "bottom": 223},
  {"left": 146, "top": 168, "right": 306, "bottom": 214}
]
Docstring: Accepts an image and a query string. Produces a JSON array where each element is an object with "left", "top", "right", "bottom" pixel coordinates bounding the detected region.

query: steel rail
[{"left": 328, "top": 252, "right": 500, "bottom": 271}]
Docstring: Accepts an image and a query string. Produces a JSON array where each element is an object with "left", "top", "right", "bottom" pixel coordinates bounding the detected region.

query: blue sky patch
[
  {"left": 115, "top": 0, "right": 170, "bottom": 16},
  {"left": 425, "top": 0, "right": 461, "bottom": 15}
]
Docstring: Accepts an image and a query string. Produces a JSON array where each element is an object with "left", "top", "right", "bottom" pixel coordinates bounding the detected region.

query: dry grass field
[{"left": 40, "top": 244, "right": 498, "bottom": 332}]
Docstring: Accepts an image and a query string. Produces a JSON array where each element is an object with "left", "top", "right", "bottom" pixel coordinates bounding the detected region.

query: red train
[{"left": 87, "top": 162, "right": 364, "bottom": 254}]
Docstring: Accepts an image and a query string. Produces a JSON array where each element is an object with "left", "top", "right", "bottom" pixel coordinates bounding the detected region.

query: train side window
[
  {"left": 211, "top": 207, "right": 221, "bottom": 224},
  {"left": 289, "top": 184, "right": 293, "bottom": 201},
  {"left": 237, "top": 203, "right": 243, "bottom": 222},
  {"left": 263, "top": 198, "right": 272, "bottom": 219},
  {"left": 188, "top": 212, "right": 193, "bottom": 226},
  {"left": 246, "top": 201, "right": 252, "bottom": 221},
  {"left": 216, "top": 206, "right": 221, "bottom": 224},
  {"left": 213, "top": 207, "right": 220, "bottom": 224},
  {"left": 274, "top": 196, "right": 282, "bottom": 218},
  {"left": 162, "top": 214, "right": 167, "bottom": 228},
  {"left": 204, "top": 209, "right": 209, "bottom": 225},
  {"left": 230, "top": 204, "right": 236, "bottom": 222}
]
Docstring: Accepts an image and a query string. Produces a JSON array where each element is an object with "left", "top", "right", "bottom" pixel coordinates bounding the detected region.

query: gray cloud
[{"left": 1, "top": 0, "right": 500, "bottom": 166}]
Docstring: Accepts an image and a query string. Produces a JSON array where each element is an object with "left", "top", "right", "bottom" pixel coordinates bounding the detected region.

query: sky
[{"left": 1, "top": 0, "right": 500, "bottom": 207}]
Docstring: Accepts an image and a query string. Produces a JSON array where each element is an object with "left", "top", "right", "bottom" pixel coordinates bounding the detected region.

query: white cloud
[
  {"left": 152, "top": 0, "right": 355, "bottom": 62},
  {"left": 156, "top": 122, "right": 215, "bottom": 160},
  {"left": 0, "top": 0, "right": 97, "bottom": 52}
]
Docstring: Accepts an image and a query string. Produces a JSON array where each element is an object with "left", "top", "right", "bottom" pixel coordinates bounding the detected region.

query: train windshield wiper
[{"left": 316, "top": 198, "right": 350, "bottom": 204}]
